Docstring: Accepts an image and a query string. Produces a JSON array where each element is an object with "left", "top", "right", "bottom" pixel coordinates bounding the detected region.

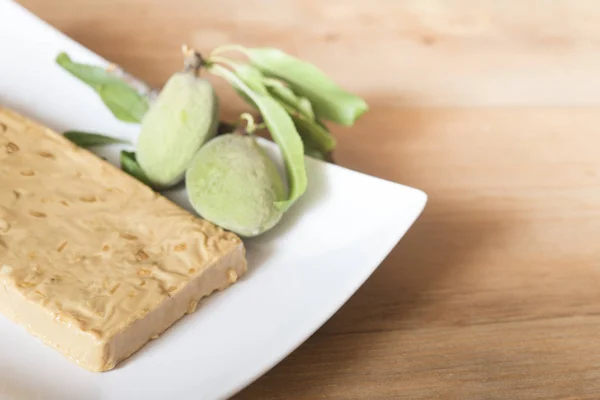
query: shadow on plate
[{"left": 0, "top": 365, "right": 98, "bottom": 400}]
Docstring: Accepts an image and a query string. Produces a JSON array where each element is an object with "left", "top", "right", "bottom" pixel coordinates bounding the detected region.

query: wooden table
[{"left": 17, "top": 0, "right": 600, "bottom": 398}]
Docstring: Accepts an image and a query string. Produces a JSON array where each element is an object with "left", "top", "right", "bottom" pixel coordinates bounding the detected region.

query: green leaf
[
  {"left": 290, "top": 114, "right": 337, "bottom": 153},
  {"left": 234, "top": 64, "right": 268, "bottom": 95},
  {"left": 250, "top": 74, "right": 335, "bottom": 153},
  {"left": 56, "top": 52, "right": 149, "bottom": 123},
  {"left": 301, "top": 131, "right": 327, "bottom": 160},
  {"left": 224, "top": 62, "right": 335, "bottom": 156},
  {"left": 263, "top": 78, "right": 315, "bottom": 121},
  {"left": 96, "top": 84, "right": 149, "bottom": 123},
  {"left": 63, "top": 131, "right": 131, "bottom": 147},
  {"left": 209, "top": 64, "right": 307, "bottom": 211},
  {"left": 303, "top": 144, "right": 326, "bottom": 160},
  {"left": 120, "top": 151, "right": 153, "bottom": 186},
  {"left": 241, "top": 47, "right": 368, "bottom": 126},
  {"left": 265, "top": 92, "right": 335, "bottom": 153}
]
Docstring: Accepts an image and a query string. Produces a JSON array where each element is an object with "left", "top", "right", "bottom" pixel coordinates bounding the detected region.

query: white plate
[{"left": 0, "top": 1, "right": 427, "bottom": 399}]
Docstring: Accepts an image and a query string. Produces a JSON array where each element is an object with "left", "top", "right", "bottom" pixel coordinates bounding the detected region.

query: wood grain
[{"left": 16, "top": 0, "right": 600, "bottom": 398}]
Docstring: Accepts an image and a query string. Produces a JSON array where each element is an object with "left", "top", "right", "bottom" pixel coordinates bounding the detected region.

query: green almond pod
[
  {"left": 186, "top": 133, "right": 286, "bottom": 237},
  {"left": 136, "top": 72, "right": 219, "bottom": 189}
]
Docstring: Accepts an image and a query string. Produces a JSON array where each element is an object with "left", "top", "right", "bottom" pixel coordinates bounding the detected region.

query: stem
[
  {"left": 239, "top": 113, "right": 258, "bottom": 135},
  {"left": 181, "top": 44, "right": 205, "bottom": 76},
  {"left": 207, "top": 63, "right": 240, "bottom": 86},
  {"left": 210, "top": 44, "right": 247, "bottom": 57},
  {"left": 207, "top": 55, "right": 241, "bottom": 71},
  {"left": 263, "top": 77, "right": 286, "bottom": 87}
]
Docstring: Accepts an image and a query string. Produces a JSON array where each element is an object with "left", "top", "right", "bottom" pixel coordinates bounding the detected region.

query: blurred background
[{"left": 21, "top": 0, "right": 600, "bottom": 107}]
